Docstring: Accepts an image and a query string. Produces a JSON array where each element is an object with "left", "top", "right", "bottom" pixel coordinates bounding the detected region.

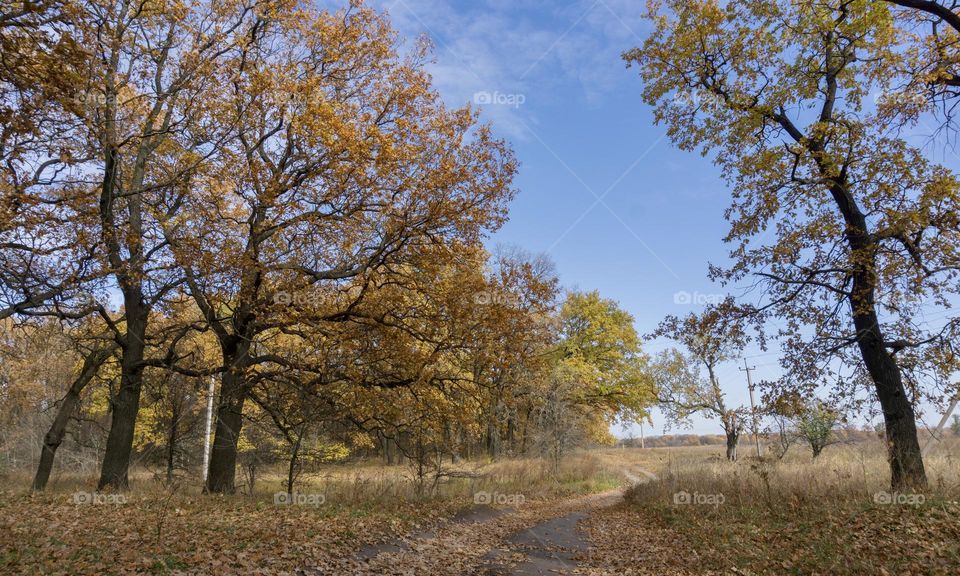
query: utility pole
[
  {"left": 740, "top": 359, "right": 762, "bottom": 458},
  {"left": 202, "top": 375, "right": 215, "bottom": 484},
  {"left": 922, "top": 390, "right": 959, "bottom": 455}
]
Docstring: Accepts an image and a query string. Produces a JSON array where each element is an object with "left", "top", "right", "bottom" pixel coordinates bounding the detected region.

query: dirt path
[
  {"left": 329, "top": 468, "right": 651, "bottom": 575},
  {"left": 478, "top": 509, "right": 595, "bottom": 575}
]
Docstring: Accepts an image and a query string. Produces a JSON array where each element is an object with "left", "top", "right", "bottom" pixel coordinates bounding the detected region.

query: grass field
[
  {"left": 2, "top": 439, "right": 959, "bottom": 574},
  {"left": 0, "top": 453, "right": 628, "bottom": 574},
  {"left": 584, "top": 438, "right": 960, "bottom": 575}
]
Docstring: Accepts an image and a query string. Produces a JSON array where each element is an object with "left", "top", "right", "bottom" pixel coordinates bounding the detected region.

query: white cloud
[{"left": 370, "top": 0, "right": 654, "bottom": 139}]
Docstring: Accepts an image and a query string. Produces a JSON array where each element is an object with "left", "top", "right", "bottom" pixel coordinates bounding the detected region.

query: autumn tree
[
  {"left": 532, "top": 291, "right": 655, "bottom": 462},
  {"left": 32, "top": 332, "right": 117, "bottom": 490},
  {"left": 875, "top": 1, "right": 960, "bottom": 136},
  {"left": 765, "top": 390, "right": 804, "bottom": 460},
  {"left": 650, "top": 300, "right": 752, "bottom": 461},
  {"left": 651, "top": 349, "right": 744, "bottom": 460},
  {"left": 256, "top": 246, "right": 511, "bottom": 492},
  {"left": 556, "top": 291, "right": 654, "bottom": 425},
  {"left": 296, "top": 245, "right": 560, "bottom": 486},
  {"left": 133, "top": 303, "right": 219, "bottom": 485},
  {"left": 0, "top": 318, "right": 78, "bottom": 473},
  {"left": 628, "top": 0, "right": 960, "bottom": 488},
  {"left": 0, "top": 0, "right": 85, "bottom": 233},
  {"left": 0, "top": 0, "right": 103, "bottom": 335},
  {"left": 0, "top": 315, "right": 119, "bottom": 489},
  {"left": 470, "top": 248, "right": 558, "bottom": 459},
  {"left": 160, "top": 3, "right": 516, "bottom": 493},
  {"left": 42, "top": 0, "right": 263, "bottom": 490},
  {"left": 252, "top": 379, "right": 347, "bottom": 495}
]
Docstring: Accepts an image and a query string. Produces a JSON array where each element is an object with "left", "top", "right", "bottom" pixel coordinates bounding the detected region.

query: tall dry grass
[
  {"left": 291, "top": 451, "right": 626, "bottom": 509},
  {"left": 625, "top": 436, "right": 960, "bottom": 511},
  {"left": 586, "top": 441, "right": 960, "bottom": 575},
  {"left": 8, "top": 450, "right": 628, "bottom": 513}
]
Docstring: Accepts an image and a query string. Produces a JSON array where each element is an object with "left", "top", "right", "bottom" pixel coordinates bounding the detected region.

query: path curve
[{"left": 336, "top": 467, "right": 655, "bottom": 575}]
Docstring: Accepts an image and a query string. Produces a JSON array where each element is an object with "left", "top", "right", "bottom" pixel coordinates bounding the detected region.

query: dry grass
[
  {"left": 7, "top": 441, "right": 958, "bottom": 574},
  {"left": 600, "top": 438, "right": 960, "bottom": 575},
  {"left": 6, "top": 450, "right": 626, "bottom": 505},
  {"left": 0, "top": 451, "right": 627, "bottom": 575},
  {"left": 631, "top": 437, "right": 960, "bottom": 505}
]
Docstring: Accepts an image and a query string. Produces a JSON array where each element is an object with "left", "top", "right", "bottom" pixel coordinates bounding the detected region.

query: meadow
[{"left": 3, "top": 437, "right": 958, "bottom": 574}]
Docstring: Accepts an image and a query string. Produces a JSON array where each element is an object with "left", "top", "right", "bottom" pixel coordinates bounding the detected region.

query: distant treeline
[
  {"left": 618, "top": 434, "right": 728, "bottom": 448},
  {"left": 617, "top": 425, "right": 958, "bottom": 449}
]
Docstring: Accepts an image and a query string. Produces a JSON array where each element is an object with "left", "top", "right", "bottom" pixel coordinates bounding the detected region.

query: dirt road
[{"left": 330, "top": 469, "right": 652, "bottom": 575}]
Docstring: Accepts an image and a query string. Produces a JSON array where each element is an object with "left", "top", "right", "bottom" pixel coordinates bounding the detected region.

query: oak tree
[{"left": 628, "top": 0, "right": 960, "bottom": 488}]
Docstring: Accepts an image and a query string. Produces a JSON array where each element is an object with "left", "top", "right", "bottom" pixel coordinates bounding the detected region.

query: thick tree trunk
[
  {"left": 98, "top": 291, "right": 147, "bottom": 490},
  {"left": 33, "top": 343, "right": 115, "bottom": 490},
  {"left": 854, "top": 313, "right": 927, "bottom": 488},
  {"left": 97, "top": 130, "right": 153, "bottom": 491},
  {"left": 827, "top": 178, "right": 927, "bottom": 490},
  {"left": 205, "top": 367, "right": 247, "bottom": 494},
  {"left": 384, "top": 434, "right": 395, "bottom": 465},
  {"left": 486, "top": 421, "right": 497, "bottom": 459}
]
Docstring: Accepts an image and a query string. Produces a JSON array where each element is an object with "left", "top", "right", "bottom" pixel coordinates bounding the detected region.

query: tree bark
[
  {"left": 855, "top": 312, "right": 927, "bottom": 488},
  {"left": 98, "top": 288, "right": 148, "bottom": 490},
  {"left": 205, "top": 365, "right": 247, "bottom": 493},
  {"left": 33, "top": 342, "right": 116, "bottom": 491},
  {"left": 285, "top": 426, "right": 303, "bottom": 494},
  {"left": 725, "top": 430, "right": 739, "bottom": 462},
  {"left": 828, "top": 179, "right": 927, "bottom": 489},
  {"left": 383, "top": 433, "right": 395, "bottom": 466}
]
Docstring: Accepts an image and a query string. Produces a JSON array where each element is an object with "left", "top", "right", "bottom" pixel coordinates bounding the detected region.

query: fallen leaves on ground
[
  {"left": 580, "top": 495, "right": 960, "bottom": 576},
  {"left": 341, "top": 489, "right": 624, "bottom": 575},
  {"left": 576, "top": 503, "right": 709, "bottom": 576},
  {"left": 0, "top": 489, "right": 454, "bottom": 575}
]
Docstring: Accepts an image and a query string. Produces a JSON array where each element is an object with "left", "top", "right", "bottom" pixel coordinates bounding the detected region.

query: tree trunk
[
  {"left": 205, "top": 367, "right": 247, "bottom": 494},
  {"left": 855, "top": 315, "right": 926, "bottom": 488},
  {"left": 286, "top": 425, "right": 304, "bottom": 494},
  {"left": 98, "top": 291, "right": 147, "bottom": 491},
  {"left": 166, "top": 407, "right": 179, "bottom": 483},
  {"left": 486, "top": 421, "right": 497, "bottom": 459},
  {"left": 385, "top": 435, "right": 395, "bottom": 466},
  {"left": 725, "top": 430, "right": 739, "bottom": 462},
  {"left": 245, "top": 462, "right": 257, "bottom": 494},
  {"left": 520, "top": 406, "right": 532, "bottom": 455},
  {"left": 827, "top": 178, "right": 927, "bottom": 489},
  {"left": 33, "top": 343, "right": 116, "bottom": 491}
]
